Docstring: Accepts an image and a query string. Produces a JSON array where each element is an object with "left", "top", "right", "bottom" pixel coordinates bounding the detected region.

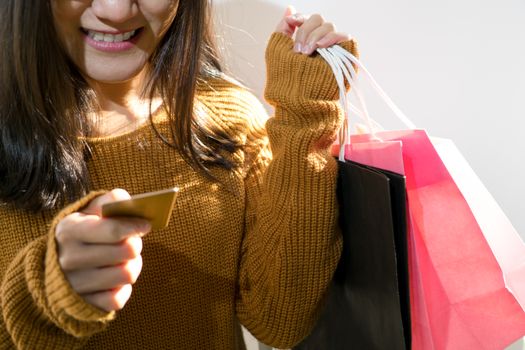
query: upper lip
[{"left": 81, "top": 27, "right": 141, "bottom": 34}]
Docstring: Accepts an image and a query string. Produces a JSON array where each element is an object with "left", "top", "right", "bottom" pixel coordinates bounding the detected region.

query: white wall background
[
  {"left": 213, "top": 1, "right": 525, "bottom": 349},
  {"left": 214, "top": 0, "right": 524, "bottom": 237}
]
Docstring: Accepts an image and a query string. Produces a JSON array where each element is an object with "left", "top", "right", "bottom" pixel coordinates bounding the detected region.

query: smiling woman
[
  {"left": 0, "top": 0, "right": 228, "bottom": 210},
  {"left": 0, "top": 0, "right": 357, "bottom": 349},
  {"left": 51, "top": 0, "right": 179, "bottom": 81}
]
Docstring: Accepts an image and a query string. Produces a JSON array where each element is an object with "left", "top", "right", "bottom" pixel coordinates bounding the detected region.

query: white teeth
[
  {"left": 93, "top": 32, "right": 104, "bottom": 41},
  {"left": 87, "top": 29, "right": 137, "bottom": 43}
]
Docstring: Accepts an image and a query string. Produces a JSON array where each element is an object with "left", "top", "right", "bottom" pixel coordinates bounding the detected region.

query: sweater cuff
[
  {"left": 265, "top": 32, "right": 359, "bottom": 104},
  {"left": 45, "top": 190, "right": 115, "bottom": 336}
]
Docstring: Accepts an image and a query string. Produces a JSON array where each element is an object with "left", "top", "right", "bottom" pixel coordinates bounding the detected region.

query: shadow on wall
[{"left": 213, "top": 0, "right": 286, "bottom": 112}]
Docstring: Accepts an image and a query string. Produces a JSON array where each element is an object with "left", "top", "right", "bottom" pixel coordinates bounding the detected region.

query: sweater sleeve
[
  {"left": 235, "top": 33, "right": 358, "bottom": 348},
  {"left": 1, "top": 191, "right": 115, "bottom": 349}
]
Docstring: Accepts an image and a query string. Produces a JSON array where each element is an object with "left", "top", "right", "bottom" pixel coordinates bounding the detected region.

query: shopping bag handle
[
  {"left": 317, "top": 48, "right": 363, "bottom": 160},
  {"left": 317, "top": 45, "right": 417, "bottom": 136},
  {"left": 317, "top": 47, "right": 384, "bottom": 161}
]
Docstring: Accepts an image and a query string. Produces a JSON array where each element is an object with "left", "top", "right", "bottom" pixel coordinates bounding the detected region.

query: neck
[{"left": 86, "top": 70, "right": 161, "bottom": 137}]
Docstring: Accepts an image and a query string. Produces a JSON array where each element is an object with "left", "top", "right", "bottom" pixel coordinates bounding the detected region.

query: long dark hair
[{"left": 0, "top": 0, "right": 237, "bottom": 212}]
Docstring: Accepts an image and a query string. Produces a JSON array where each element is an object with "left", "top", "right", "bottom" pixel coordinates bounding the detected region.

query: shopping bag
[
  {"left": 432, "top": 136, "right": 525, "bottom": 312},
  {"left": 318, "top": 45, "right": 525, "bottom": 349},
  {"left": 295, "top": 160, "right": 410, "bottom": 350},
  {"left": 352, "top": 129, "right": 525, "bottom": 350}
]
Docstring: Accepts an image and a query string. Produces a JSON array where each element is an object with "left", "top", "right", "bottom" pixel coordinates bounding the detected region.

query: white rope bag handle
[{"left": 317, "top": 44, "right": 417, "bottom": 161}]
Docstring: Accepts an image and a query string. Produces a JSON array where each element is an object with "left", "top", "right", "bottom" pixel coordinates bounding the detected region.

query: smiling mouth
[{"left": 80, "top": 27, "right": 143, "bottom": 43}]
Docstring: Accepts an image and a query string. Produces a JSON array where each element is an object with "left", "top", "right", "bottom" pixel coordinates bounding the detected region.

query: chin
[
  {"left": 81, "top": 58, "right": 148, "bottom": 84},
  {"left": 84, "top": 69, "right": 144, "bottom": 84}
]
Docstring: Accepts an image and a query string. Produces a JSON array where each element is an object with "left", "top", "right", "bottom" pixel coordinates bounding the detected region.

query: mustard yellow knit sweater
[{"left": 0, "top": 33, "right": 357, "bottom": 349}]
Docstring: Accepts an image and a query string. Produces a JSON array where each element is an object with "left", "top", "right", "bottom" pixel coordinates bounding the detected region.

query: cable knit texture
[{"left": 0, "top": 33, "right": 357, "bottom": 349}]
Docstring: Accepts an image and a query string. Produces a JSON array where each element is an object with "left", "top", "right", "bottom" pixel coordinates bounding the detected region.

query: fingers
[
  {"left": 276, "top": 7, "right": 351, "bottom": 56},
  {"left": 56, "top": 212, "right": 150, "bottom": 244},
  {"left": 82, "top": 284, "right": 133, "bottom": 312},
  {"left": 275, "top": 5, "right": 305, "bottom": 37},
  {"left": 54, "top": 188, "right": 150, "bottom": 313},
  {"left": 59, "top": 236, "right": 143, "bottom": 271},
  {"left": 298, "top": 23, "right": 342, "bottom": 55},
  {"left": 294, "top": 13, "right": 324, "bottom": 53},
  {"left": 82, "top": 188, "right": 131, "bottom": 216},
  {"left": 56, "top": 188, "right": 151, "bottom": 245},
  {"left": 68, "top": 256, "right": 143, "bottom": 294},
  {"left": 316, "top": 31, "right": 352, "bottom": 49}
]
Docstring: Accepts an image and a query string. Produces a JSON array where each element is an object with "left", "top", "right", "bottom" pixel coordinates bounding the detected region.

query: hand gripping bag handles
[
  {"left": 295, "top": 49, "right": 412, "bottom": 350},
  {"left": 299, "top": 43, "right": 525, "bottom": 350}
]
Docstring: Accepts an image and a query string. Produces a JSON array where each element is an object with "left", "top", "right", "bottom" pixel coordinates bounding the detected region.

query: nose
[{"left": 91, "top": 0, "right": 138, "bottom": 24}]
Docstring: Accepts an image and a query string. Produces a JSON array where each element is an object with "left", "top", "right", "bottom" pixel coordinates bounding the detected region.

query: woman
[{"left": 0, "top": 0, "right": 357, "bottom": 349}]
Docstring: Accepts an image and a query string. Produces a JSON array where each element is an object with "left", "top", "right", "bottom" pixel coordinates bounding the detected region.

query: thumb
[
  {"left": 274, "top": 5, "right": 304, "bottom": 37},
  {"left": 82, "top": 188, "right": 131, "bottom": 216}
]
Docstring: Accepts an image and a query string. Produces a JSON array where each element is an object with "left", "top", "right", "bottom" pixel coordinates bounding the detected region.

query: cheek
[
  {"left": 140, "top": 0, "right": 179, "bottom": 15},
  {"left": 141, "top": 0, "right": 179, "bottom": 34},
  {"left": 51, "top": 1, "right": 86, "bottom": 29},
  {"left": 50, "top": 1, "right": 86, "bottom": 52}
]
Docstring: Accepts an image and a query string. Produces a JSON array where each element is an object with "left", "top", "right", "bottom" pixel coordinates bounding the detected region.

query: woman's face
[{"left": 51, "top": 0, "right": 179, "bottom": 83}]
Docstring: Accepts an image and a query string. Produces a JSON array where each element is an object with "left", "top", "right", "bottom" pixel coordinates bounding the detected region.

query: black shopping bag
[{"left": 295, "top": 160, "right": 410, "bottom": 350}]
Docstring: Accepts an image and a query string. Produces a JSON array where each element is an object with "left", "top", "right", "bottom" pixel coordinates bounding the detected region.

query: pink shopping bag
[
  {"left": 336, "top": 130, "right": 525, "bottom": 350},
  {"left": 431, "top": 136, "right": 525, "bottom": 311}
]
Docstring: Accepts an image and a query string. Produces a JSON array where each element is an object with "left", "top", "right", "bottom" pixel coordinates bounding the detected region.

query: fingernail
[
  {"left": 302, "top": 44, "right": 312, "bottom": 55},
  {"left": 316, "top": 39, "right": 327, "bottom": 47},
  {"left": 294, "top": 42, "right": 302, "bottom": 53}
]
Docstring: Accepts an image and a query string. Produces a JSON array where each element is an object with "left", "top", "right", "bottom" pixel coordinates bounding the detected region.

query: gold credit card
[{"left": 101, "top": 187, "right": 179, "bottom": 230}]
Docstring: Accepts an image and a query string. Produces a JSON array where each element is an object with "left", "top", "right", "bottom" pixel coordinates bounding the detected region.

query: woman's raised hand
[
  {"left": 275, "top": 5, "right": 351, "bottom": 56},
  {"left": 55, "top": 189, "right": 151, "bottom": 312}
]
